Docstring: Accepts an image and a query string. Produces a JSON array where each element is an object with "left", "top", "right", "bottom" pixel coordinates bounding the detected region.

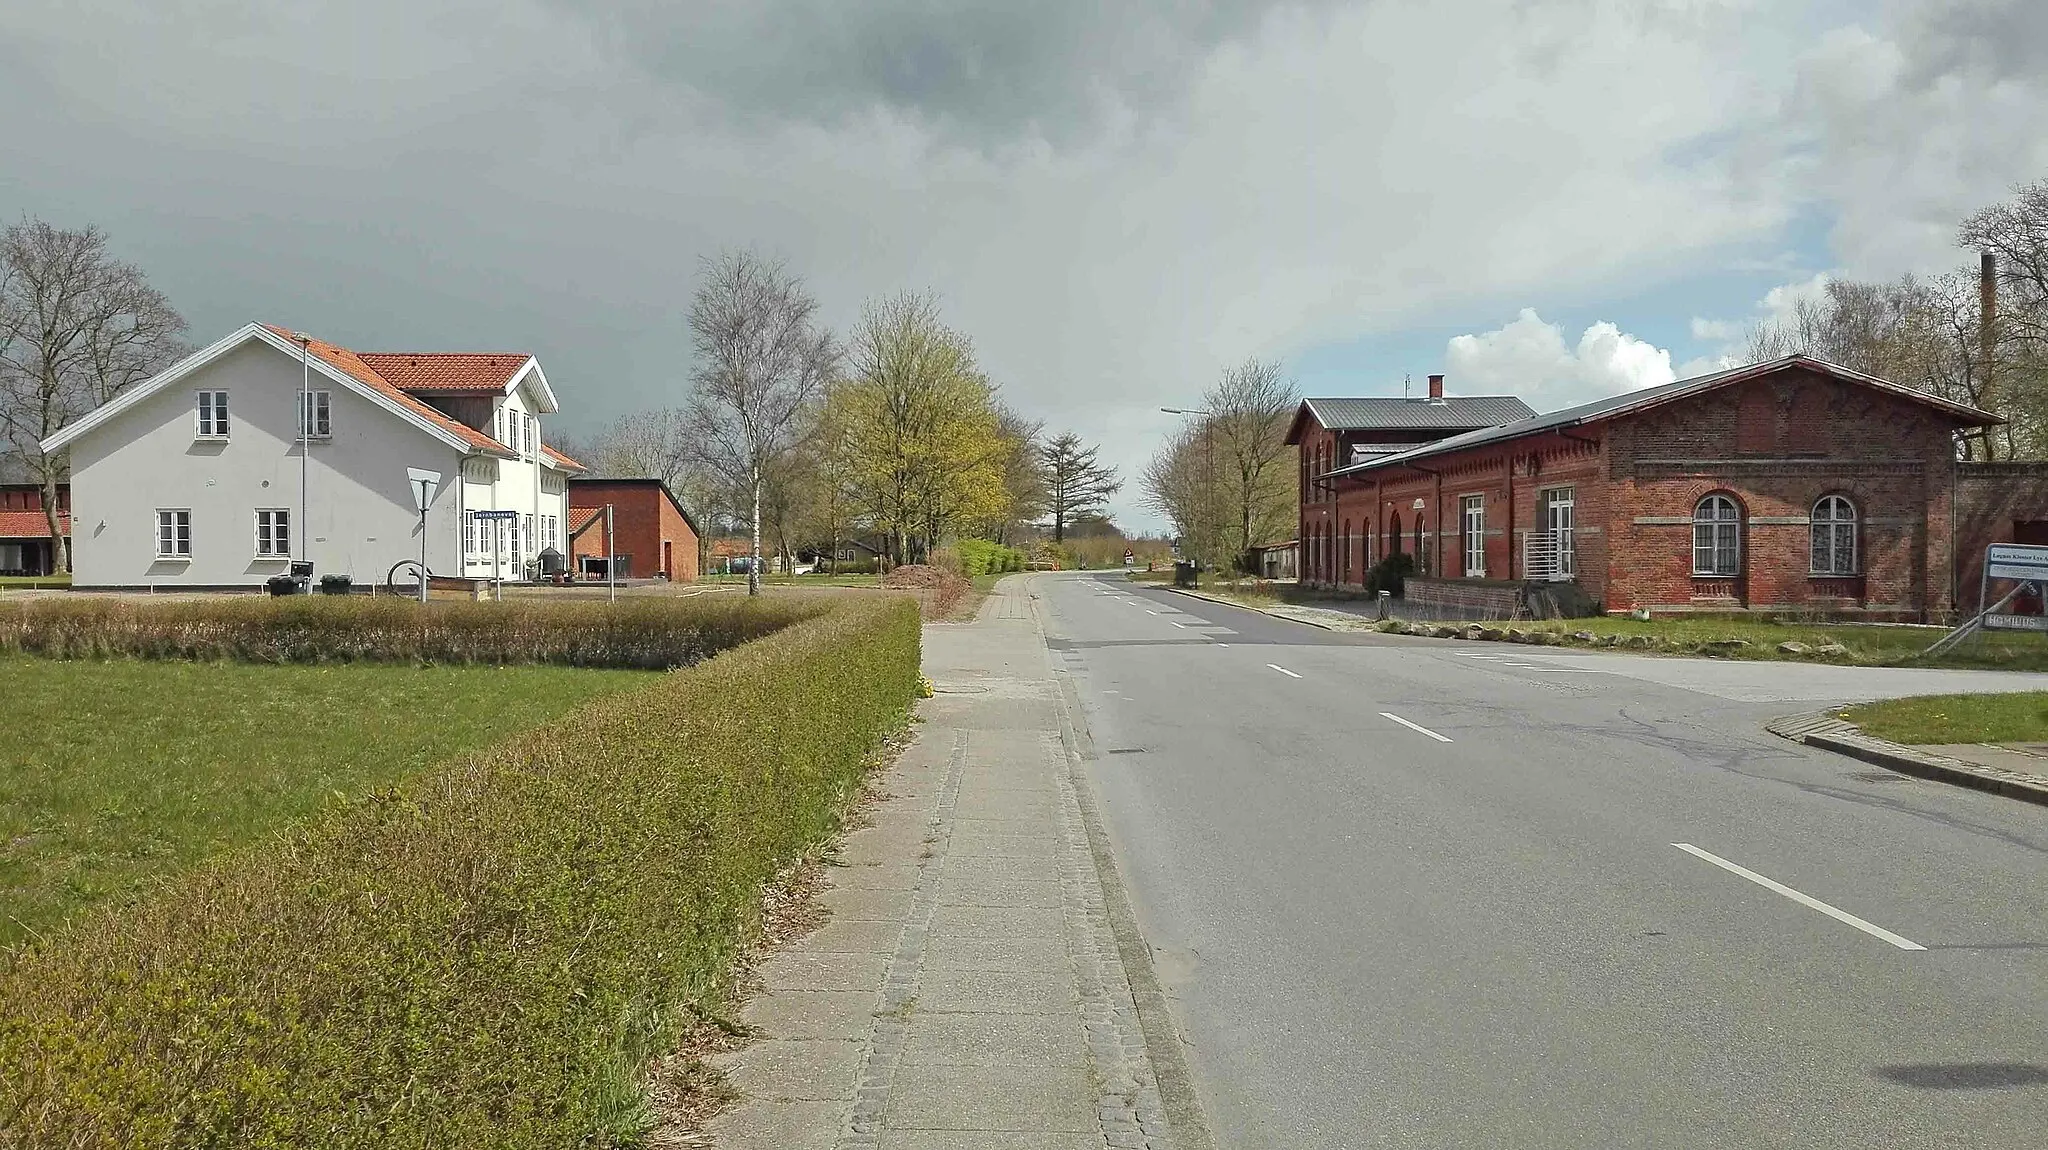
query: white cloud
[
  {"left": 1445, "top": 309, "right": 1676, "bottom": 411},
  {"left": 1687, "top": 272, "right": 1835, "bottom": 368}
]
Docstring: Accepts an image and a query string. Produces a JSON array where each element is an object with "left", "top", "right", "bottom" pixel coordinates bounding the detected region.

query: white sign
[
  {"left": 1987, "top": 543, "right": 2048, "bottom": 582},
  {"left": 1986, "top": 612, "right": 2048, "bottom": 632},
  {"left": 406, "top": 467, "right": 442, "bottom": 513}
]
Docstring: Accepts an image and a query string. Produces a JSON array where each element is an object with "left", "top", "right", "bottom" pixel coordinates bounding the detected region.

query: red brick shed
[
  {"left": 566, "top": 478, "right": 701, "bottom": 581},
  {"left": 1293, "top": 355, "right": 2048, "bottom": 621}
]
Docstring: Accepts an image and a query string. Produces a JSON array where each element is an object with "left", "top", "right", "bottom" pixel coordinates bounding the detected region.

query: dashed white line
[
  {"left": 1671, "top": 843, "right": 1925, "bottom": 951},
  {"left": 1378, "top": 712, "right": 1452, "bottom": 742},
  {"left": 1266, "top": 663, "right": 1302, "bottom": 678},
  {"left": 1169, "top": 620, "right": 1188, "bottom": 628}
]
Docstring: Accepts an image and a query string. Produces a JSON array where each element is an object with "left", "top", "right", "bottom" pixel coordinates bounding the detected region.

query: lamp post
[
  {"left": 1160, "top": 407, "right": 1215, "bottom": 571},
  {"left": 291, "top": 332, "right": 312, "bottom": 569}
]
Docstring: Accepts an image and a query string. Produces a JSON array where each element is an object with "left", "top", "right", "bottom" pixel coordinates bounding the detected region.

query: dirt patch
[{"left": 881, "top": 565, "right": 968, "bottom": 619}]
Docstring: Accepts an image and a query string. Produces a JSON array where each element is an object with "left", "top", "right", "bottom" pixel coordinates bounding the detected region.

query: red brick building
[
  {"left": 0, "top": 483, "right": 69, "bottom": 576},
  {"left": 566, "top": 478, "right": 701, "bottom": 581},
  {"left": 1290, "top": 356, "right": 2048, "bottom": 621}
]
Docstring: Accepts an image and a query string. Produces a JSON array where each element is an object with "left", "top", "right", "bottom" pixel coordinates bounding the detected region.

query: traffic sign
[{"left": 406, "top": 467, "right": 441, "bottom": 512}]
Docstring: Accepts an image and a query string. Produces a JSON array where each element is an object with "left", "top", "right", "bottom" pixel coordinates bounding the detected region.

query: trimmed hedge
[
  {"left": 0, "top": 595, "right": 921, "bottom": 1147},
  {"left": 0, "top": 596, "right": 810, "bottom": 668}
]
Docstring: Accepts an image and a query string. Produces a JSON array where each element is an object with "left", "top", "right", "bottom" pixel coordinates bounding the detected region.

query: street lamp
[{"left": 1160, "top": 407, "right": 1216, "bottom": 571}]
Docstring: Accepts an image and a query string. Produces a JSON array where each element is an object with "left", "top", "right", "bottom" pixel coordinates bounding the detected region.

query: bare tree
[
  {"left": 1205, "top": 358, "right": 1299, "bottom": 569},
  {"left": 684, "top": 250, "right": 838, "bottom": 595},
  {"left": 1040, "top": 431, "right": 1118, "bottom": 543},
  {"left": 586, "top": 409, "right": 692, "bottom": 486},
  {"left": 0, "top": 220, "right": 187, "bottom": 570}
]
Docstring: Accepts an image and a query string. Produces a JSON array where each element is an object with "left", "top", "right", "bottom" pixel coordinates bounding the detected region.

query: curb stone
[{"left": 1765, "top": 710, "right": 2048, "bottom": 807}]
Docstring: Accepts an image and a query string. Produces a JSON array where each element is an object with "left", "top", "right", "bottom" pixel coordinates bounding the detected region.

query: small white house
[{"left": 40, "top": 322, "right": 585, "bottom": 589}]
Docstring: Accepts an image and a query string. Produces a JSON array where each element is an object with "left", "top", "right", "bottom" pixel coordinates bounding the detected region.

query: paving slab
[{"left": 721, "top": 1039, "right": 868, "bottom": 1101}]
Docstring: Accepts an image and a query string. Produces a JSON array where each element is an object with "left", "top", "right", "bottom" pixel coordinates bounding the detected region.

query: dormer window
[{"left": 196, "top": 391, "right": 229, "bottom": 437}]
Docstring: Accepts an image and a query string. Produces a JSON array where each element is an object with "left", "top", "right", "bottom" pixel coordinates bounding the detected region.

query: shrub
[
  {"left": 0, "top": 595, "right": 920, "bottom": 1148},
  {"left": 0, "top": 597, "right": 809, "bottom": 669},
  {"left": 1364, "top": 552, "right": 1416, "bottom": 597},
  {"left": 952, "top": 538, "right": 1026, "bottom": 577}
]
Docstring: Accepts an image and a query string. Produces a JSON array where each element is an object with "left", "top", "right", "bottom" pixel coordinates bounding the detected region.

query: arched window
[
  {"left": 1692, "top": 494, "right": 1742, "bottom": 576},
  {"left": 1812, "top": 496, "right": 1857, "bottom": 575},
  {"left": 1342, "top": 520, "right": 1352, "bottom": 583},
  {"left": 1390, "top": 511, "right": 1403, "bottom": 555},
  {"left": 1413, "top": 515, "right": 1426, "bottom": 574}
]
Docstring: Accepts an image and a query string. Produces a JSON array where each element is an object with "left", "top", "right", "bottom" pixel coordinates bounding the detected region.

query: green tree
[{"left": 1040, "top": 431, "right": 1119, "bottom": 543}]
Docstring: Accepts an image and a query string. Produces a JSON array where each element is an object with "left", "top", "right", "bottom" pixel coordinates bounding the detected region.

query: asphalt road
[{"left": 1033, "top": 572, "right": 2048, "bottom": 1150}]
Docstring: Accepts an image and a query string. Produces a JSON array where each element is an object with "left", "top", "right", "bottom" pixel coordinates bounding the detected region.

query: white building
[{"left": 41, "top": 322, "right": 585, "bottom": 589}]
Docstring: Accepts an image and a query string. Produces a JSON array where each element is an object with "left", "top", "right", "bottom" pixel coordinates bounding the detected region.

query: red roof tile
[
  {"left": 568, "top": 507, "right": 604, "bottom": 535},
  {"left": 709, "top": 538, "right": 757, "bottom": 559},
  {"left": 357, "top": 352, "right": 531, "bottom": 395},
  {"left": 262, "top": 326, "right": 512, "bottom": 457},
  {"left": 0, "top": 510, "right": 68, "bottom": 538},
  {"left": 543, "top": 444, "right": 586, "bottom": 472}
]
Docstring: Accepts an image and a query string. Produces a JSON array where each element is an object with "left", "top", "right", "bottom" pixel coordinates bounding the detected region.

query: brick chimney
[{"left": 1427, "top": 373, "right": 1445, "bottom": 400}]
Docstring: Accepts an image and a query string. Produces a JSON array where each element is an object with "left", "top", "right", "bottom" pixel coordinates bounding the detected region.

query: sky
[{"left": 4, "top": 0, "right": 2047, "bottom": 533}]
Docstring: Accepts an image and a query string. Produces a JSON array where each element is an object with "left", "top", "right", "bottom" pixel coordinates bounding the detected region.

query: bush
[
  {"left": 1364, "top": 552, "right": 1415, "bottom": 597},
  {"left": 952, "top": 538, "right": 1026, "bottom": 577},
  {"left": 0, "top": 594, "right": 921, "bottom": 1147},
  {"left": 0, "top": 597, "right": 809, "bottom": 669}
]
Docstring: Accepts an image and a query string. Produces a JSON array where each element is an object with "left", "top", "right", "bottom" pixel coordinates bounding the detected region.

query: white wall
[
  {"left": 68, "top": 340, "right": 467, "bottom": 587},
  {"left": 454, "top": 378, "right": 568, "bottom": 580}
]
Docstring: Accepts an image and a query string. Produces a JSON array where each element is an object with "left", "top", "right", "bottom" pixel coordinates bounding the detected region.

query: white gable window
[
  {"left": 255, "top": 509, "right": 291, "bottom": 557},
  {"left": 522, "top": 413, "right": 534, "bottom": 457},
  {"left": 298, "top": 391, "right": 331, "bottom": 438},
  {"left": 196, "top": 391, "right": 229, "bottom": 437},
  {"left": 156, "top": 509, "right": 192, "bottom": 557},
  {"left": 464, "top": 512, "right": 480, "bottom": 556}
]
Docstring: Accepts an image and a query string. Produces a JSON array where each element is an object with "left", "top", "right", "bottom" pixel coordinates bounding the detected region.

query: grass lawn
[
  {"left": 1839, "top": 692, "right": 2048, "bottom": 745},
  {"left": 1497, "top": 614, "right": 2048, "bottom": 671},
  {"left": 701, "top": 573, "right": 881, "bottom": 587},
  {"left": 0, "top": 656, "right": 645, "bottom": 949},
  {"left": 0, "top": 574, "right": 69, "bottom": 589}
]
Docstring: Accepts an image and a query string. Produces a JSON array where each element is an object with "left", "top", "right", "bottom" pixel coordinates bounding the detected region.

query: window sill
[
  {"left": 252, "top": 555, "right": 291, "bottom": 562},
  {"left": 1808, "top": 572, "right": 1862, "bottom": 580},
  {"left": 193, "top": 434, "right": 229, "bottom": 443},
  {"left": 301, "top": 434, "right": 332, "bottom": 442},
  {"left": 154, "top": 554, "right": 193, "bottom": 563}
]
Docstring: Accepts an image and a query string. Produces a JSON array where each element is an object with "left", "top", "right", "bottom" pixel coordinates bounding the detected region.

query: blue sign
[{"left": 472, "top": 510, "right": 519, "bottom": 521}]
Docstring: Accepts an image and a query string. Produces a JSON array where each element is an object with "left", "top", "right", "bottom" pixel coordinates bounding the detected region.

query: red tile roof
[
  {"left": 543, "top": 444, "right": 586, "bottom": 472},
  {"left": 709, "top": 538, "right": 756, "bottom": 559},
  {"left": 0, "top": 510, "right": 68, "bottom": 538},
  {"left": 262, "top": 326, "right": 513, "bottom": 457},
  {"left": 568, "top": 507, "right": 604, "bottom": 535},
  {"left": 357, "top": 352, "right": 531, "bottom": 394}
]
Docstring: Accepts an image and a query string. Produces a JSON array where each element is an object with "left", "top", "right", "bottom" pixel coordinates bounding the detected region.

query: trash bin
[
  {"left": 266, "top": 574, "right": 304, "bottom": 596},
  {"left": 319, "top": 574, "right": 353, "bottom": 596},
  {"left": 1174, "top": 560, "right": 1198, "bottom": 588}
]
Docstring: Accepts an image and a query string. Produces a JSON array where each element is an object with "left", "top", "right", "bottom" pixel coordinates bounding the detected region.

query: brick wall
[
  {"left": 567, "top": 482, "right": 700, "bottom": 581},
  {"left": 1955, "top": 462, "right": 2048, "bottom": 614}
]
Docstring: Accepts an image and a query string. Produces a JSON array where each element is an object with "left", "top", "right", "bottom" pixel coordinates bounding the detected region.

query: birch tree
[
  {"left": 684, "top": 250, "right": 837, "bottom": 595},
  {"left": 0, "top": 220, "right": 187, "bottom": 571}
]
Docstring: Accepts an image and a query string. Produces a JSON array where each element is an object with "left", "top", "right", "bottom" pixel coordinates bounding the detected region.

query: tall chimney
[
  {"left": 1980, "top": 251, "right": 1998, "bottom": 418},
  {"left": 1428, "top": 373, "right": 1445, "bottom": 400}
]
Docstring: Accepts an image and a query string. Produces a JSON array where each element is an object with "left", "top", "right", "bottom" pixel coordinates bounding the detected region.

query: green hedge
[
  {"left": 0, "top": 595, "right": 922, "bottom": 1147},
  {"left": 0, "top": 597, "right": 808, "bottom": 668},
  {"left": 953, "top": 539, "right": 1025, "bottom": 577}
]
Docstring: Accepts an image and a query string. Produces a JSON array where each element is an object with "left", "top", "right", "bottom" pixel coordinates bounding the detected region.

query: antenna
[{"left": 1403, "top": 372, "right": 1411, "bottom": 399}]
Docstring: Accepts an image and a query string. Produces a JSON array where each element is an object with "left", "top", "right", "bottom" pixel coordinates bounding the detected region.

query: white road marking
[
  {"left": 1499, "top": 662, "right": 1540, "bottom": 668},
  {"left": 1379, "top": 712, "right": 1453, "bottom": 742},
  {"left": 1671, "top": 843, "right": 1925, "bottom": 951},
  {"left": 1534, "top": 667, "right": 1608, "bottom": 673},
  {"left": 1267, "top": 663, "right": 1303, "bottom": 678},
  {"left": 1169, "top": 620, "right": 1187, "bottom": 628},
  {"left": 1214, "top": 642, "right": 1229, "bottom": 648}
]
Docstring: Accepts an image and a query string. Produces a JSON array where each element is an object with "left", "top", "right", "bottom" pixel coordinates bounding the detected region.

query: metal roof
[
  {"left": 1327, "top": 355, "right": 2000, "bottom": 479},
  {"left": 1302, "top": 395, "right": 1536, "bottom": 432}
]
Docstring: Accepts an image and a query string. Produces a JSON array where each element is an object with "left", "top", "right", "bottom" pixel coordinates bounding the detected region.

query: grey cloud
[
  {"left": 548, "top": 0, "right": 1342, "bottom": 139},
  {"left": 1894, "top": 0, "right": 2048, "bottom": 86}
]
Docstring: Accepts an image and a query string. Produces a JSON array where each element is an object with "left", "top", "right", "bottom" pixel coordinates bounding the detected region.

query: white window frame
[
  {"left": 1461, "top": 495, "right": 1486, "bottom": 578},
  {"left": 156, "top": 509, "right": 192, "bottom": 558},
  {"left": 1692, "top": 494, "right": 1742, "bottom": 577},
  {"left": 298, "top": 390, "right": 332, "bottom": 439},
  {"left": 1811, "top": 495, "right": 1858, "bottom": 576},
  {"left": 196, "top": 391, "right": 229, "bottom": 438},
  {"left": 255, "top": 508, "right": 291, "bottom": 558},
  {"left": 465, "top": 511, "right": 480, "bottom": 556}
]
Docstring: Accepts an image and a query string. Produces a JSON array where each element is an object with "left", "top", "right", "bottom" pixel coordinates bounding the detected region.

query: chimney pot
[{"left": 1428, "top": 373, "right": 1445, "bottom": 399}]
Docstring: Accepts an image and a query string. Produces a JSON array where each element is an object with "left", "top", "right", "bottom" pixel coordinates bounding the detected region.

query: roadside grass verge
[
  {"left": 0, "top": 574, "right": 69, "bottom": 589},
  {"left": 0, "top": 594, "right": 921, "bottom": 1148},
  {"left": 1498, "top": 615, "right": 2048, "bottom": 670},
  {"left": 0, "top": 656, "right": 645, "bottom": 950},
  {"left": 1838, "top": 692, "right": 2048, "bottom": 745}
]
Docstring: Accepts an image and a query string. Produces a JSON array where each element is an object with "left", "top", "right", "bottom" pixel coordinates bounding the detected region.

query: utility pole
[
  {"left": 292, "top": 332, "right": 312, "bottom": 568},
  {"left": 606, "top": 504, "right": 616, "bottom": 603}
]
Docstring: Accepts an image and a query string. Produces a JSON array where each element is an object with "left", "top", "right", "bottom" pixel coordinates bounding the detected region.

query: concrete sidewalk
[{"left": 704, "top": 575, "right": 1204, "bottom": 1149}]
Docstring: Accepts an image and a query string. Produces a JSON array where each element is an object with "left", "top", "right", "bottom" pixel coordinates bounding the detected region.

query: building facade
[
  {"left": 1293, "top": 356, "right": 2048, "bottom": 621},
  {"left": 41, "top": 323, "right": 584, "bottom": 589},
  {"left": 0, "top": 483, "right": 67, "bottom": 577},
  {"left": 567, "top": 478, "right": 701, "bottom": 581}
]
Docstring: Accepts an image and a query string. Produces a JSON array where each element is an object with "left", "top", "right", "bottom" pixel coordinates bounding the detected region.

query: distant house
[
  {"left": 566, "top": 478, "right": 701, "bottom": 581},
  {"left": 0, "top": 483, "right": 67, "bottom": 576},
  {"left": 38, "top": 323, "right": 585, "bottom": 589}
]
